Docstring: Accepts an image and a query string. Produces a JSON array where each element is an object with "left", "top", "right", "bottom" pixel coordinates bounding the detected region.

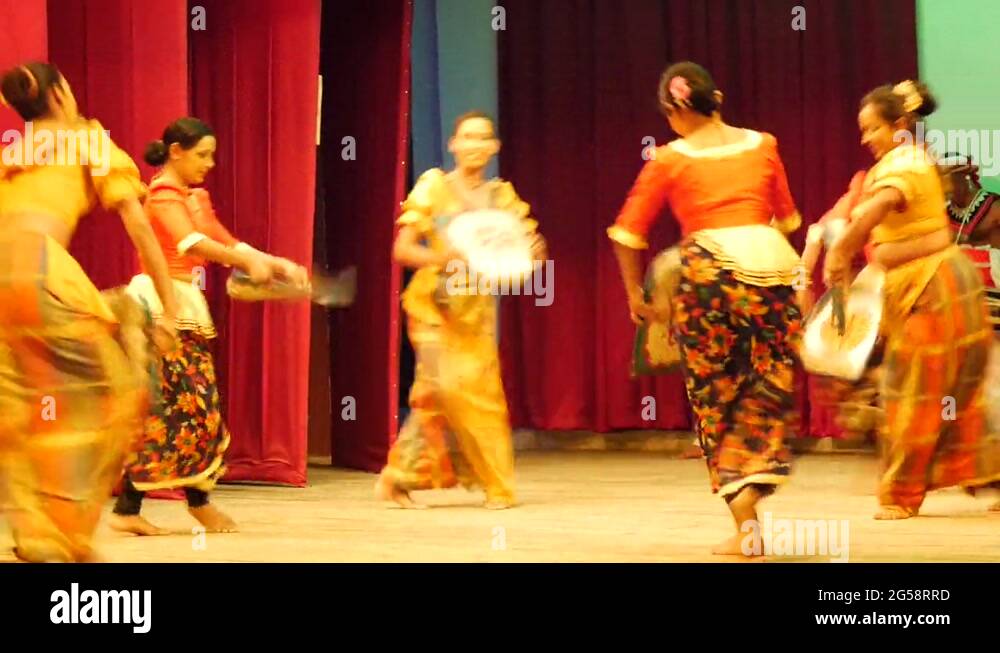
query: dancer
[
  {"left": 823, "top": 80, "right": 1000, "bottom": 519},
  {"left": 375, "top": 111, "right": 546, "bottom": 510},
  {"left": 0, "top": 63, "right": 178, "bottom": 562},
  {"left": 608, "top": 62, "right": 803, "bottom": 555},
  {"left": 109, "top": 117, "right": 307, "bottom": 535}
]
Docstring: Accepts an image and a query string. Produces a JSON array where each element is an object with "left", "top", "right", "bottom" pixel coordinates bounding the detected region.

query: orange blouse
[
  {"left": 608, "top": 130, "right": 800, "bottom": 248},
  {"left": 141, "top": 176, "right": 240, "bottom": 278}
]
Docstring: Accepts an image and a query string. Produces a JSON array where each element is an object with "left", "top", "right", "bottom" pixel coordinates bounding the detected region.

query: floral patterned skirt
[
  {"left": 673, "top": 242, "right": 802, "bottom": 498},
  {"left": 125, "top": 331, "right": 230, "bottom": 492}
]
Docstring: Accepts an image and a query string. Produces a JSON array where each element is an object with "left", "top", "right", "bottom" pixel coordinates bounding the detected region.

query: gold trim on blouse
[
  {"left": 607, "top": 225, "right": 649, "bottom": 250},
  {"left": 667, "top": 129, "right": 762, "bottom": 159}
]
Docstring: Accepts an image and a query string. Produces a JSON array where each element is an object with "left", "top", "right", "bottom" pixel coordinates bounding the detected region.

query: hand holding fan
[{"left": 444, "top": 209, "right": 535, "bottom": 284}]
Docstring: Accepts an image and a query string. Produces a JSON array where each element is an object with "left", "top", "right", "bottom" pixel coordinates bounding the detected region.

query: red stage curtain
[
  {"left": 189, "top": 0, "right": 320, "bottom": 485},
  {"left": 0, "top": 0, "right": 47, "bottom": 133},
  {"left": 497, "top": 0, "right": 917, "bottom": 436},
  {"left": 48, "top": 0, "right": 189, "bottom": 290},
  {"left": 317, "top": 0, "right": 411, "bottom": 471}
]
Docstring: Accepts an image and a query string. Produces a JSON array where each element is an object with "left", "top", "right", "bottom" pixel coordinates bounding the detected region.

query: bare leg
[
  {"left": 712, "top": 486, "right": 763, "bottom": 556},
  {"left": 374, "top": 472, "right": 426, "bottom": 509},
  {"left": 873, "top": 505, "right": 917, "bottom": 520},
  {"left": 188, "top": 504, "right": 239, "bottom": 532}
]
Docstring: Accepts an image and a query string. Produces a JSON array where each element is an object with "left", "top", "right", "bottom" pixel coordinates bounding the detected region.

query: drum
[
  {"left": 959, "top": 244, "right": 995, "bottom": 288},
  {"left": 800, "top": 265, "right": 885, "bottom": 381},
  {"left": 632, "top": 246, "right": 683, "bottom": 375},
  {"left": 444, "top": 209, "right": 535, "bottom": 285}
]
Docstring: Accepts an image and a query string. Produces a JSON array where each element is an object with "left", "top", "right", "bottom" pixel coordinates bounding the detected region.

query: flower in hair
[
  {"left": 668, "top": 76, "right": 692, "bottom": 107},
  {"left": 892, "top": 80, "right": 923, "bottom": 114}
]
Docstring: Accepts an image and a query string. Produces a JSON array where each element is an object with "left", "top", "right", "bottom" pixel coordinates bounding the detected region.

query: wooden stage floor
[{"left": 3, "top": 452, "right": 997, "bottom": 562}]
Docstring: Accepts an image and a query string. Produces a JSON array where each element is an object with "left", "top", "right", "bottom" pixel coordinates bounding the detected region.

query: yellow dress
[
  {"left": 380, "top": 168, "right": 536, "bottom": 505},
  {"left": 0, "top": 119, "right": 150, "bottom": 562},
  {"left": 863, "top": 144, "right": 1000, "bottom": 512}
]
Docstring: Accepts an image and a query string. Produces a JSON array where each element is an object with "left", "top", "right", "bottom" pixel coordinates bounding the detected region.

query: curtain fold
[
  {"left": 0, "top": 0, "right": 47, "bottom": 134},
  {"left": 190, "top": 0, "right": 320, "bottom": 484},
  {"left": 48, "top": 0, "right": 189, "bottom": 290},
  {"left": 318, "top": 0, "right": 411, "bottom": 471}
]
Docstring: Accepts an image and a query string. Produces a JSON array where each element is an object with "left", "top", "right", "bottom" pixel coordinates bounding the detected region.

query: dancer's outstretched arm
[{"left": 187, "top": 238, "right": 273, "bottom": 284}]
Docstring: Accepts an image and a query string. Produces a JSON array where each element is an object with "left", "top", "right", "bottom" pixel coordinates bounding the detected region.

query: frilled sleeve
[
  {"left": 492, "top": 179, "right": 537, "bottom": 233},
  {"left": 397, "top": 168, "right": 445, "bottom": 236},
  {"left": 85, "top": 119, "right": 147, "bottom": 209},
  {"left": 607, "top": 151, "right": 674, "bottom": 250}
]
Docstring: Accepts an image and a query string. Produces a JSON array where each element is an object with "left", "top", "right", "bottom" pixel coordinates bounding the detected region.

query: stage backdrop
[
  {"left": 0, "top": 0, "right": 47, "bottom": 134},
  {"left": 189, "top": 0, "right": 320, "bottom": 485},
  {"left": 496, "top": 0, "right": 918, "bottom": 437},
  {"left": 48, "top": 0, "right": 189, "bottom": 290},
  {"left": 317, "top": 0, "right": 412, "bottom": 472}
]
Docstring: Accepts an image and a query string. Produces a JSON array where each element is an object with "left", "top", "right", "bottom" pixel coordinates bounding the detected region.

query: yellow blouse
[
  {"left": 0, "top": 119, "right": 145, "bottom": 325},
  {"left": 864, "top": 144, "right": 953, "bottom": 326},
  {"left": 0, "top": 119, "right": 145, "bottom": 229},
  {"left": 398, "top": 168, "right": 536, "bottom": 328},
  {"left": 867, "top": 144, "right": 949, "bottom": 244}
]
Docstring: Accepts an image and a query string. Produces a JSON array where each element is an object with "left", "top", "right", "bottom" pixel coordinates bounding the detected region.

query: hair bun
[
  {"left": 143, "top": 139, "right": 168, "bottom": 166},
  {"left": 913, "top": 81, "right": 937, "bottom": 117}
]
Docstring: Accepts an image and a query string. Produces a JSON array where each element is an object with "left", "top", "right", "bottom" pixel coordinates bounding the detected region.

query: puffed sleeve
[
  {"left": 868, "top": 146, "right": 931, "bottom": 209},
  {"left": 84, "top": 119, "right": 147, "bottom": 209},
  {"left": 764, "top": 133, "right": 801, "bottom": 235},
  {"left": 607, "top": 150, "right": 674, "bottom": 250},
  {"left": 397, "top": 168, "right": 445, "bottom": 236},
  {"left": 493, "top": 179, "right": 537, "bottom": 233}
]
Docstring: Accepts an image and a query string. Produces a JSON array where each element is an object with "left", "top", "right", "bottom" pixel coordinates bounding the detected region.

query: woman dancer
[
  {"left": 823, "top": 80, "right": 1000, "bottom": 519},
  {"left": 109, "top": 117, "right": 307, "bottom": 535},
  {"left": 0, "top": 63, "right": 178, "bottom": 562},
  {"left": 609, "top": 62, "right": 803, "bottom": 555},
  {"left": 375, "top": 111, "right": 546, "bottom": 510}
]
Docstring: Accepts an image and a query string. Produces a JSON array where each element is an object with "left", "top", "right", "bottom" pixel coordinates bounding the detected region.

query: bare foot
[
  {"left": 188, "top": 504, "right": 239, "bottom": 532},
  {"left": 109, "top": 514, "right": 170, "bottom": 536},
  {"left": 711, "top": 533, "right": 761, "bottom": 557},
  {"left": 874, "top": 505, "right": 916, "bottom": 520},
  {"left": 375, "top": 474, "right": 425, "bottom": 509},
  {"left": 484, "top": 500, "right": 514, "bottom": 510},
  {"left": 680, "top": 443, "right": 703, "bottom": 459}
]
